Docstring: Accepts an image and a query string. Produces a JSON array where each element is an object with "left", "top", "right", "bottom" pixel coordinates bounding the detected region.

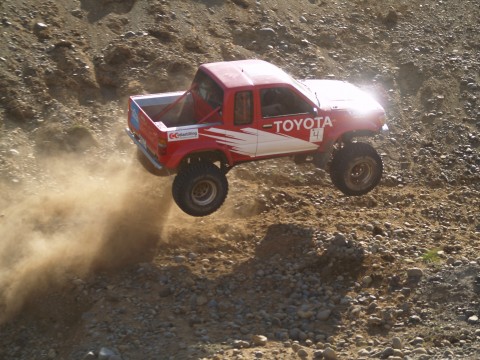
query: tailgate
[
  {"left": 127, "top": 95, "right": 171, "bottom": 169},
  {"left": 128, "top": 93, "right": 186, "bottom": 150}
]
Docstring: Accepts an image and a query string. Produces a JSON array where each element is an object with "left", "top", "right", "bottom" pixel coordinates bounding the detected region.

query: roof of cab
[{"left": 199, "top": 59, "right": 294, "bottom": 89}]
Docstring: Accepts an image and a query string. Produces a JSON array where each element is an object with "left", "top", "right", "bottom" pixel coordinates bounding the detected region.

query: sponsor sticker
[{"left": 167, "top": 129, "right": 199, "bottom": 142}]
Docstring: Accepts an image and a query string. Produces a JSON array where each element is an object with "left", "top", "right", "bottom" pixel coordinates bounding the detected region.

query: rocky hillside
[{"left": 0, "top": 0, "right": 479, "bottom": 359}]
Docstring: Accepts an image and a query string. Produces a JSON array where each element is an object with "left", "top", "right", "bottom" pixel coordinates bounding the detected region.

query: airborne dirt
[{"left": 0, "top": 0, "right": 479, "bottom": 359}]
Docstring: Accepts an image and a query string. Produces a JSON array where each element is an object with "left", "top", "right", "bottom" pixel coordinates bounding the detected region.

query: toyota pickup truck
[{"left": 126, "top": 59, "right": 388, "bottom": 216}]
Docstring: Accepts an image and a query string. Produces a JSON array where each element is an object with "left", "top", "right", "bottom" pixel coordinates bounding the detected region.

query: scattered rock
[
  {"left": 407, "top": 267, "right": 424, "bottom": 279},
  {"left": 322, "top": 347, "right": 337, "bottom": 360},
  {"left": 392, "top": 336, "right": 403, "bottom": 349},
  {"left": 252, "top": 335, "right": 268, "bottom": 346},
  {"left": 467, "top": 315, "right": 478, "bottom": 324}
]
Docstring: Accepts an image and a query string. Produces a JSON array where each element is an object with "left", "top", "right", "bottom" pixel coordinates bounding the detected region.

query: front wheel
[
  {"left": 330, "top": 142, "right": 383, "bottom": 196},
  {"left": 172, "top": 162, "right": 228, "bottom": 216}
]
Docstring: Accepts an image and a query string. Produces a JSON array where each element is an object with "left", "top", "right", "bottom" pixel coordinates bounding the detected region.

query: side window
[
  {"left": 261, "top": 87, "right": 313, "bottom": 118},
  {"left": 234, "top": 91, "right": 253, "bottom": 125}
]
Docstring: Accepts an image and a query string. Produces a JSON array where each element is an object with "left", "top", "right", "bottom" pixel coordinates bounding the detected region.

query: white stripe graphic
[{"left": 202, "top": 127, "right": 318, "bottom": 157}]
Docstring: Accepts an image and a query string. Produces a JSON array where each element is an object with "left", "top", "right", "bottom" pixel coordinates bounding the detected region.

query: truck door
[
  {"left": 227, "top": 90, "right": 257, "bottom": 159},
  {"left": 202, "top": 90, "right": 258, "bottom": 160},
  {"left": 256, "top": 86, "right": 319, "bottom": 157}
]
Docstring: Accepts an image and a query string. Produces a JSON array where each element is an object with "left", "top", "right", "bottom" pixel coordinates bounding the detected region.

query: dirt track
[{"left": 0, "top": 0, "right": 479, "bottom": 359}]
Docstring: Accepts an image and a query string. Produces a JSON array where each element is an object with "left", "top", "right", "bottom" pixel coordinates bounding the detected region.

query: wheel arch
[
  {"left": 314, "top": 129, "right": 379, "bottom": 170},
  {"left": 339, "top": 129, "right": 378, "bottom": 143},
  {"left": 178, "top": 149, "right": 231, "bottom": 172}
]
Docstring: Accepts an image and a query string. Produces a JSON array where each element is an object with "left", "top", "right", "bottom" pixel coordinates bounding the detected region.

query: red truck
[{"left": 126, "top": 59, "right": 388, "bottom": 216}]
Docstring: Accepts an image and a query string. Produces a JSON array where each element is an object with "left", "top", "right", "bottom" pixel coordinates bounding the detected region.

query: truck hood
[{"left": 301, "top": 79, "right": 384, "bottom": 115}]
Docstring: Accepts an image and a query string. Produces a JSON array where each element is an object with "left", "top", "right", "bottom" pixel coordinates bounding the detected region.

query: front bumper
[{"left": 125, "top": 127, "right": 164, "bottom": 170}]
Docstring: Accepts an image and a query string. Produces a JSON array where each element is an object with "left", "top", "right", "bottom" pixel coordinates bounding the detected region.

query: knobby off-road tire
[
  {"left": 330, "top": 142, "right": 383, "bottom": 196},
  {"left": 172, "top": 162, "right": 228, "bottom": 217}
]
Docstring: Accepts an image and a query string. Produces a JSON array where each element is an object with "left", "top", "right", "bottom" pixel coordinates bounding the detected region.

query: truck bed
[{"left": 131, "top": 91, "right": 196, "bottom": 128}]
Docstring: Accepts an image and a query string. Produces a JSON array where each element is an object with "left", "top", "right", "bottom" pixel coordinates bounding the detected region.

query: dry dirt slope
[{"left": 0, "top": 0, "right": 479, "bottom": 359}]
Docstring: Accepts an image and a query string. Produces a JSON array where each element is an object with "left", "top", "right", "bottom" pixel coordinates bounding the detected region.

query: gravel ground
[{"left": 0, "top": 0, "right": 479, "bottom": 359}]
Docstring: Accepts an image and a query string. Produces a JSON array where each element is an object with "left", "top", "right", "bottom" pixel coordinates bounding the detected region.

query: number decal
[{"left": 309, "top": 128, "right": 324, "bottom": 142}]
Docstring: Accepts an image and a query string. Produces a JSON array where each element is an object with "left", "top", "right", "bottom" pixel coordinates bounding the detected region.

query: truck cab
[{"left": 126, "top": 59, "right": 388, "bottom": 216}]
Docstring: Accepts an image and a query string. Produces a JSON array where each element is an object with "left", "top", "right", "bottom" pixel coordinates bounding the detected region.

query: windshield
[{"left": 290, "top": 77, "right": 320, "bottom": 107}]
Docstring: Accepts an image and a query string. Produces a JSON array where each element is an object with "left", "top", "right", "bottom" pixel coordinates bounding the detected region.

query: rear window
[
  {"left": 192, "top": 70, "right": 224, "bottom": 109},
  {"left": 234, "top": 91, "right": 253, "bottom": 125}
]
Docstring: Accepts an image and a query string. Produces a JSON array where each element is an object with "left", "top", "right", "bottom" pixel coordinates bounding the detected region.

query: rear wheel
[
  {"left": 172, "top": 162, "right": 228, "bottom": 216},
  {"left": 330, "top": 142, "right": 383, "bottom": 196}
]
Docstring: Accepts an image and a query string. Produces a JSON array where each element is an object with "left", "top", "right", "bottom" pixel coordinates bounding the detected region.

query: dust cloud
[{"left": 0, "top": 153, "right": 183, "bottom": 323}]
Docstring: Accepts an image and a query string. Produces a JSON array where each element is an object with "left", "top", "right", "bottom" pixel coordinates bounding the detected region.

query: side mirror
[{"left": 312, "top": 107, "right": 319, "bottom": 116}]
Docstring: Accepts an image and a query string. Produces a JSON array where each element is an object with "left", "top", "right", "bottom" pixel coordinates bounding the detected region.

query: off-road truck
[{"left": 126, "top": 59, "right": 388, "bottom": 216}]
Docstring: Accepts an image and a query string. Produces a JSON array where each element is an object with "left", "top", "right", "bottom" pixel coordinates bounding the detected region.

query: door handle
[{"left": 262, "top": 124, "right": 273, "bottom": 129}]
